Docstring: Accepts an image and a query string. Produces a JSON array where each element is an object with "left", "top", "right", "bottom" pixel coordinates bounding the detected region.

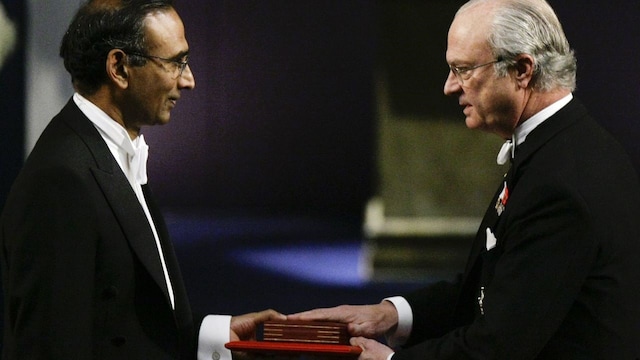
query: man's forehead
[
  {"left": 143, "top": 9, "right": 188, "bottom": 54},
  {"left": 446, "top": 11, "right": 492, "bottom": 63}
]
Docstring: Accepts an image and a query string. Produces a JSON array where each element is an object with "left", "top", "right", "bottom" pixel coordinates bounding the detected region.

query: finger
[
  {"left": 287, "top": 311, "right": 319, "bottom": 321},
  {"left": 233, "top": 309, "right": 285, "bottom": 326},
  {"left": 289, "top": 308, "right": 345, "bottom": 322},
  {"left": 257, "top": 309, "right": 287, "bottom": 322},
  {"left": 347, "top": 322, "right": 366, "bottom": 337},
  {"left": 349, "top": 337, "right": 367, "bottom": 351}
]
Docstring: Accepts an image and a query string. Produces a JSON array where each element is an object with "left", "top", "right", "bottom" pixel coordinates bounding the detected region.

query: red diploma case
[
  {"left": 225, "top": 320, "right": 361, "bottom": 357},
  {"left": 225, "top": 341, "right": 362, "bottom": 357}
]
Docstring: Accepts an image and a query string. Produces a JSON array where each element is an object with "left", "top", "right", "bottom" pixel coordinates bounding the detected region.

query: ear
[
  {"left": 513, "top": 54, "right": 535, "bottom": 89},
  {"left": 105, "top": 49, "right": 129, "bottom": 89}
]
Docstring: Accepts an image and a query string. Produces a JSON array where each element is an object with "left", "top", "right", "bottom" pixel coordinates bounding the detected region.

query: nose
[
  {"left": 178, "top": 64, "right": 195, "bottom": 89},
  {"left": 444, "top": 70, "right": 461, "bottom": 96}
]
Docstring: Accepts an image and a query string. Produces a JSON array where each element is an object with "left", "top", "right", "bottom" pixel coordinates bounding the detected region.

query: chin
[
  {"left": 464, "top": 117, "right": 482, "bottom": 130},
  {"left": 156, "top": 114, "right": 172, "bottom": 125}
]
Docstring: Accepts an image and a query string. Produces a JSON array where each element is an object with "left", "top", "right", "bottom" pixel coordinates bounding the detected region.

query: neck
[
  {"left": 518, "top": 88, "right": 571, "bottom": 127},
  {"left": 81, "top": 89, "right": 140, "bottom": 140}
]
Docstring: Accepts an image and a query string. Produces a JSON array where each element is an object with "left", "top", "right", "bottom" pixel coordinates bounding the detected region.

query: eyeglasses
[
  {"left": 127, "top": 52, "right": 189, "bottom": 79},
  {"left": 449, "top": 57, "right": 503, "bottom": 85}
]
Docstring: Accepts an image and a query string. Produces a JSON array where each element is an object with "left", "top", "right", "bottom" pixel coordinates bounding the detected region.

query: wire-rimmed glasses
[
  {"left": 449, "top": 57, "right": 503, "bottom": 85},
  {"left": 127, "top": 52, "right": 189, "bottom": 79}
]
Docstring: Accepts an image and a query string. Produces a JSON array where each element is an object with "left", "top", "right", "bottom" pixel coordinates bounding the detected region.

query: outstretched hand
[
  {"left": 230, "top": 309, "right": 286, "bottom": 342},
  {"left": 287, "top": 301, "right": 399, "bottom": 339}
]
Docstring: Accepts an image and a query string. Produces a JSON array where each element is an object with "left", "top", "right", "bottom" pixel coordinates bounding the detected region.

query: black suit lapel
[
  {"left": 453, "top": 168, "right": 509, "bottom": 321},
  {"left": 91, "top": 169, "right": 172, "bottom": 303},
  {"left": 142, "top": 185, "right": 193, "bottom": 322},
  {"left": 60, "top": 99, "right": 173, "bottom": 306},
  {"left": 512, "top": 98, "right": 587, "bottom": 172},
  {"left": 454, "top": 98, "right": 588, "bottom": 321},
  {"left": 463, "top": 99, "right": 585, "bottom": 270},
  {"left": 463, "top": 165, "right": 510, "bottom": 276}
]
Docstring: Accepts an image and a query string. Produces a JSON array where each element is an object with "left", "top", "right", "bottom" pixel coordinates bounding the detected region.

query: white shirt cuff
[
  {"left": 197, "top": 315, "right": 232, "bottom": 360},
  {"left": 383, "top": 296, "right": 412, "bottom": 348}
]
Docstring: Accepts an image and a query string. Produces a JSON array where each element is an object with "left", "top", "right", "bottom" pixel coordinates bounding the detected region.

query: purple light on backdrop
[{"left": 231, "top": 243, "right": 370, "bottom": 287}]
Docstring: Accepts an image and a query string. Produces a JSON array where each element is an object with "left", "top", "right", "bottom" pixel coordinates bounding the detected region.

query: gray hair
[{"left": 458, "top": 0, "right": 577, "bottom": 91}]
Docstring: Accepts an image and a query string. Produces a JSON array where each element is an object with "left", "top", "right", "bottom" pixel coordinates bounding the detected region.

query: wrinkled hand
[
  {"left": 230, "top": 309, "right": 286, "bottom": 342},
  {"left": 351, "top": 337, "right": 394, "bottom": 360},
  {"left": 287, "top": 302, "right": 399, "bottom": 339}
]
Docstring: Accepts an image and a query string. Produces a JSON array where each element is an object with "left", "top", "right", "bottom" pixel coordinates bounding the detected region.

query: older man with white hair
[{"left": 289, "top": 0, "right": 640, "bottom": 358}]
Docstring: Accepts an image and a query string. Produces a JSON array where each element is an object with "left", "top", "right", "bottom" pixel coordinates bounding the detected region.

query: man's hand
[
  {"left": 351, "top": 337, "right": 394, "bottom": 360},
  {"left": 230, "top": 309, "right": 286, "bottom": 341},
  {"left": 287, "top": 301, "right": 399, "bottom": 339}
]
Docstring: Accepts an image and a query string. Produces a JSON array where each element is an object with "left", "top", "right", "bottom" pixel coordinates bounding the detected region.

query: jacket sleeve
[{"left": 402, "top": 276, "right": 464, "bottom": 344}]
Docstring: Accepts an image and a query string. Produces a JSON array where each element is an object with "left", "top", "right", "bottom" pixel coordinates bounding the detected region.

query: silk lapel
[
  {"left": 61, "top": 99, "right": 172, "bottom": 304},
  {"left": 142, "top": 185, "right": 193, "bottom": 325},
  {"left": 91, "top": 169, "right": 171, "bottom": 302},
  {"left": 462, "top": 167, "right": 510, "bottom": 276}
]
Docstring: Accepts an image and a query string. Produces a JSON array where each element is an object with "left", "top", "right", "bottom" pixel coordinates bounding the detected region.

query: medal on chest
[
  {"left": 495, "top": 180, "right": 509, "bottom": 216},
  {"left": 478, "top": 286, "right": 485, "bottom": 315}
]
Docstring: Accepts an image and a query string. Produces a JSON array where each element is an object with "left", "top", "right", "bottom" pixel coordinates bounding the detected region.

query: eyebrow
[
  {"left": 171, "top": 50, "right": 190, "bottom": 61},
  {"left": 447, "top": 58, "right": 472, "bottom": 67}
]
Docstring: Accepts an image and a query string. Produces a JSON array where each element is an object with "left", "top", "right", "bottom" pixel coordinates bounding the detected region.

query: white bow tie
[
  {"left": 130, "top": 134, "right": 149, "bottom": 185},
  {"left": 497, "top": 139, "right": 513, "bottom": 165}
]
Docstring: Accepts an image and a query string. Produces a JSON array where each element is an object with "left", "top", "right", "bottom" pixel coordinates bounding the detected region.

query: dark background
[
  {"left": 144, "top": 0, "right": 377, "bottom": 219},
  {"left": 0, "top": 0, "right": 639, "bottom": 337},
  {"left": 1, "top": 1, "right": 639, "bottom": 218},
  {"left": 145, "top": 0, "right": 640, "bottom": 219}
]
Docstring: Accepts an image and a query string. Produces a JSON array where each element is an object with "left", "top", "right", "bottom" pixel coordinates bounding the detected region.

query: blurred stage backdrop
[{"left": 1, "top": 0, "right": 639, "bottom": 332}]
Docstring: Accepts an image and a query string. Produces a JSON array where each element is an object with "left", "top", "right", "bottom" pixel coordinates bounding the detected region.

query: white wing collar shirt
[
  {"left": 385, "top": 93, "right": 574, "bottom": 360},
  {"left": 497, "top": 93, "right": 573, "bottom": 165},
  {"left": 73, "top": 93, "right": 232, "bottom": 360}
]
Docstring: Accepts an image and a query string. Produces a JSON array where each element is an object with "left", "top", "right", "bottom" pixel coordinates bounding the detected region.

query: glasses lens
[
  {"left": 173, "top": 60, "right": 188, "bottom": 79},
  {"left": 450, "top": 67, "right": 468, "bottom": 84}
]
